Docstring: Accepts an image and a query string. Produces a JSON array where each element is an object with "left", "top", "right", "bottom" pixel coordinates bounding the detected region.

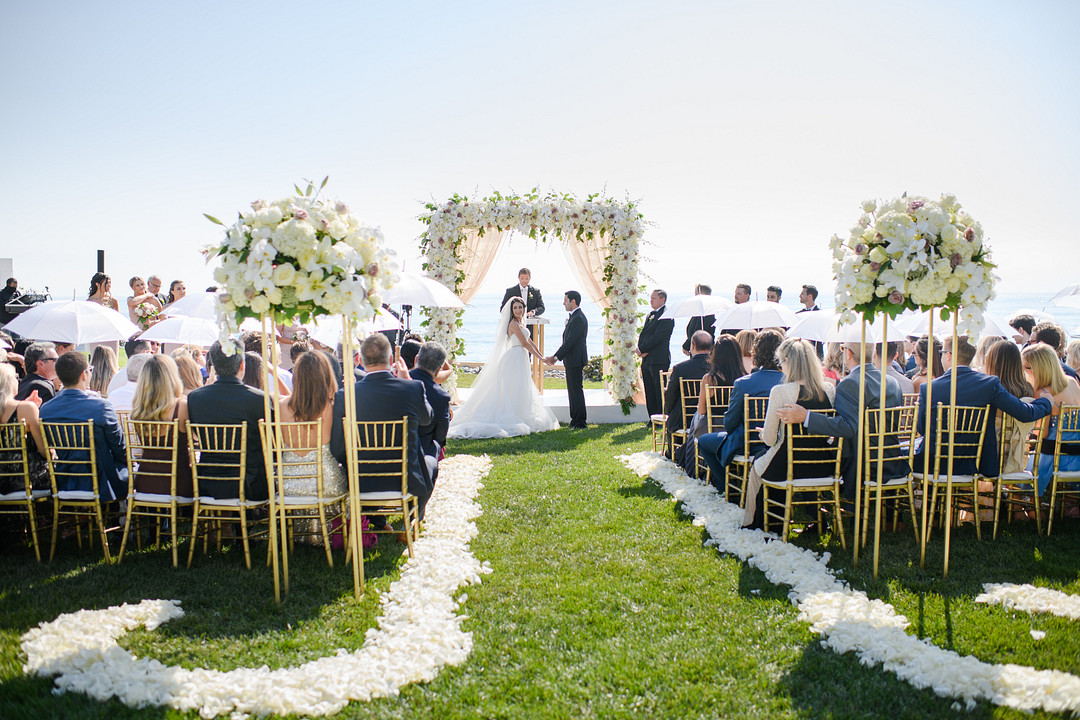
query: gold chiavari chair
[
  {"left": 261, "top": 420, "right": 347, "bottom": 566},
  {"left": 120, "top": 419, "right": 195, "bottom": 567},
  {"left": 0, "top": 420, "right": 50, "bottom": 561},
  {"left": 913, "top": 404, "right": 990, "bottom": 575},
  {"left": 1046, "top": 405, "right": 1080, "bottom": 536},
  {"left": 860, "top": 406, "right": 919, "bottom": 555},
  {"left": 989, "top": 412, "right": 1040, "bottom": 539},
  {"left": 350, "top": 417, "right": 420, "bottom": 557},
  {"left": 725, "top": 396, "right": 770, "bottom": 507},
  {"left": 41, "top": 420, "right": 116, "bottom": 563},
  {"left": 651, "top": 370, "right": 672, "bottom": 453},
  {"left": 187, "top": 423, "right": 270, "bottom": 569},
  {"left": 696, "top": 384, "right": 733, "bottom": 483},
  {"left": 761, "top": 409, "right": 846, "bottom": 548},
  {"left": 902, "top": 393, "right": 920, "bottom": 407},
  {"left": 670, "top": 377, "right": 703, "bottom": 460}
]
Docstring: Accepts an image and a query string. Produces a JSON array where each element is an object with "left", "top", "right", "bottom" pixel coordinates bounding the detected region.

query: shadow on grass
[{"left": 0, "top": 672, "right": 169, "bottom": 720}]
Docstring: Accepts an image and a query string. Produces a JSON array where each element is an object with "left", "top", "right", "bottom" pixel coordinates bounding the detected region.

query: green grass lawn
[
  {"left": 1, "top": 425, "right": 1077, "bottom": 719},
  {"left": 454, "top": 371, "right": 604, "bottom": 391}
]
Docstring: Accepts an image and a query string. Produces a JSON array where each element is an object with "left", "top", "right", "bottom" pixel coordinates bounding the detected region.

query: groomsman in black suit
[
  {"left": 682, "top": 283, "right": 716, "bottom": 355},
  {"left": 545, "top": 291, "right": 588, "bottom": 428},
  {"left": 501, "top": 267, "right": 545, "bottom": 317},
  {"left": 636, "top": 289, "right": 674, "bottom": 417}
]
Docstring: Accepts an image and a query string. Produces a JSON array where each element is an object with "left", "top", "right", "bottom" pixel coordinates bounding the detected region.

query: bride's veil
[{"left": 453, "top": 298, "right": 516, "bottom": 422}]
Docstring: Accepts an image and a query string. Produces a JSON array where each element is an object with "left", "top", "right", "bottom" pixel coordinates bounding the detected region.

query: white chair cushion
[
  {"left": 355, "top": 491, "right": 409, "bottom": 502},
  {"left": 650, "top": 414, "right": 667, "bottom": 422},
  {"left": 198, "top": 497, "right": 267, "bottom": 508},
  {"left": 912, "top": 473, "right": 978, "bottom": 483},
  {"left": 0, "top": 489, "right": 49, "bottom": 501},
  {"left": 863, "top": 477, "right": 912, "bottom": 487},
  {"left": 276, "top": 494, "right": 347, "bottom": 506},
  {"left": 56, "top": 490, "right": 98, "bottom": 501},
  {"left": 763, "top": 476, "right": 840, "bottom": 488},
  {"left": 1055, "top": 471, "right": 1080, "bottom": 479},
  {"left": 731, "top": 455, "right": 750, "bottom": 464},
  {"left": 132, "top": 492, "right": 195, "bottom": 504},
  {"left": 999, "top": 471, "right": 1034, "bottom": 482}
]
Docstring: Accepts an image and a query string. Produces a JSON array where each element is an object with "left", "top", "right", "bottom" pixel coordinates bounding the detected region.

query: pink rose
[
  {"left": 908, "top": 199, "right": 924, "bottom": 211},
  {"left": 888, "top": 291, "right": 904, "bottom": 304},
  {"left": 293, "top": 209, "right": 308, "bottom": 220},
  {"left": 951, "top": 252, "right": 962, "bottom": 268},
  {"left": 855, "top": 243, "right": 868, "bottom": 254},
  {"left": 870, "top": 262, "right": 881, "bottom": 271},
  {"left": 964, "top": 227, "right": 975, "bottom": 241}
]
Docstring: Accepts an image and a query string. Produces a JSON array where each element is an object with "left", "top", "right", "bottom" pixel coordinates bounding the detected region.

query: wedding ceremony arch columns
[{"left": 418, "top": 190, "right": 646, "bottom": 411}]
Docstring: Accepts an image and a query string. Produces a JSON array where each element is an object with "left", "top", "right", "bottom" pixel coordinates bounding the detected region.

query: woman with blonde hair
[
  {"left": 130, "top": 354, "right": 192, "bottom": 497},
  {"left": 742, "top": 337, "right": 836, "bottom": 527},
  {"left": 173, "top": 354, "right": 203, "bottom": 395},
  {"left": 735, "top": 329, "right": 757, "bottom": 374},
  {"left": 971, "top": 334, "right": 1006, "bottom": 372},
  {"left": 822, "top": 342, "right": 845, "bottom": 383},
  {"left": 1067, "top": 339, "right": 1080, "bottom": 374},
  {"left": 89, "top": 345, "right": 118, "bottom": 396},
  {"left": 1023, "top": 343, "right": 1080, "bottom": 498},
  {"left": 0, "top": 363, "right": 49, "bottom": 492}
]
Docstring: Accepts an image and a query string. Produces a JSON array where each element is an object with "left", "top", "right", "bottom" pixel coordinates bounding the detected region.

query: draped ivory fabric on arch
[
  {"left": 455, "top": 228, "right": 508, "bottom": 304},
  {"left": 561, "top": 234, "right": 615, "bottom": 383}
]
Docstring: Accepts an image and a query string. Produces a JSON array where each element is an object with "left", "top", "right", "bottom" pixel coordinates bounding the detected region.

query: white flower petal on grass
[
  {"left": 616, "top": 451, "right": 1080, "bottom": 716},
  {"left": 1031, "top": 630, "right": 1047, "bottom": 641},
  {"left": 975, "top": 583, "right": 1080, "bottom": 621},
  {"left": 21, "top": 454, "right": 494, "bottom": 718}
]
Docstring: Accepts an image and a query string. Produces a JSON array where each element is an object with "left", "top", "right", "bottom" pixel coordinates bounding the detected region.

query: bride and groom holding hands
[{"left": 447, "top": 268, "right": 588, "bottom": 439}]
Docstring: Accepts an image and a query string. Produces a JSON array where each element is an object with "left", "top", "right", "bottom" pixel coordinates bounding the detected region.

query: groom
[{"left": 545, "top": 291, "right": 588, "bottom": 429}]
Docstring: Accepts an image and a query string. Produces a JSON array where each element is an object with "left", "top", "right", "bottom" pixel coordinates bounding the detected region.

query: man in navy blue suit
[
  {"left": 331, "top": 333, "right": 436, "bottom": 516},
  {"left": 914, "top": 336, "right": 1052, "bottom": 477},
  {"left": 39, "top": 351, "right": 127, "bottom": 502},
  {"left": 697, "top": 330, "right": 785, "bottom": 486},
  {"left": 637, "top": 288, "right": 675, "bottom": 418},
  {"left": 545, "top": 291, "right": 589, "bottom": 428},
  {"left": 663, "top": 330, "right": 712, "bottom": 438},
  {"left": 410, "top": 341, "right": 452, "bottom": 461}
]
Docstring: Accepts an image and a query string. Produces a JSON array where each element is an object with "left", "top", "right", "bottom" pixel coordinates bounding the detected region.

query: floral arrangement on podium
[
  {"left": 831, "top": 193, "right": 997, "bottom": 335},
  {"left": 418, "top": 189, "right": 645, "bottom": 410},
  {"left": 204, "top": 179, "right": 398, "bottom": 353}
]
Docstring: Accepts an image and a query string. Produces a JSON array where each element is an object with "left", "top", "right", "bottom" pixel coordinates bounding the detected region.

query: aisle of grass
[{"left": 0, "top": 424, "right": 1077, "bottom": 718}]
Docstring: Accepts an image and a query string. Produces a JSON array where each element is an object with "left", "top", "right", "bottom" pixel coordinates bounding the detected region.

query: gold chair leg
[
  {"left": 118, "top": 500, "right": 133, "bottom": 563},
  {"left": 27, "top": 504, "right": 42, "bottom": 562},
  {"left": 834, "top": 485, "right": 846, "bottom": 550}
]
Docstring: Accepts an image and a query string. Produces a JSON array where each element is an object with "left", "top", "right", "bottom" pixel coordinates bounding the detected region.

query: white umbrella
[
  {"left": 382, "top": 272, "right": 465, "bottom": 308},
  {"left": 786, "top": 311, "right": 845, "bottom": 342},
  {"left": 138, "top": 316, "right": 220, "bottom": 347},
  {"left": 1054, "top": 295, "right": 1080, "bottom": 310},
  {"left": 161, "top": 292, "right": 218, "bottom": 320},
  {"left": 1049, "top": 283, "right": 1080, "bottom": 303},
  {"left": 895, "top": 309, "right": 1013, "bottom": 339},
  {"left": 1071, "top": 324, "right": 1080, "bottom": 336},
  {"left": 713, "top": 300, "right": 796, "bottom": 331},
  {"left": 307, "top": 311, "right": 402, "bottom": 348},
  {"left": 1006, "top": 308, "right": 1058, "bottom": 325},
  {"left": 670, "top": 295, "right": 733, "bottom": 318},
  {"left": 4, "top": 300, "right": 141, "bottom": 344}
]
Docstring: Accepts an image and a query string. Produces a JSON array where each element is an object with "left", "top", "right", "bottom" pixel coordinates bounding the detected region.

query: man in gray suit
[{"left": 776, "top": 342, "right": 907, "bottom": 498}]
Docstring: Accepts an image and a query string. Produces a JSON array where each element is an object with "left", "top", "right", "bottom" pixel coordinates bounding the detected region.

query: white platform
[{"left": 453, "top": 387, "right": 648, "bottom": 425}]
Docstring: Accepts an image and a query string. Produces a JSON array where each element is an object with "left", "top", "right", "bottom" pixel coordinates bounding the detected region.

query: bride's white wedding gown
[{"left": 448, "top": 331, "right": 560, "bottom": 439}]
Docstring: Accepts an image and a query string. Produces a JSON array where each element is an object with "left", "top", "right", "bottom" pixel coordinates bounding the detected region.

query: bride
[{"left": 448, "top": 296, "right": 560, "bottom": 438}]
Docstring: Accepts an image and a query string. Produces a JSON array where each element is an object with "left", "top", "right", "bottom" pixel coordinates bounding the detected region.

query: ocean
[{"left": 446, "top": 290, "right": 1080, "bottom": 363}]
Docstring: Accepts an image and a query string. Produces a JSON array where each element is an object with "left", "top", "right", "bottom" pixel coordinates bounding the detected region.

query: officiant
[{"left": 501, "top": 267, "right": 545, "bottom": 340}]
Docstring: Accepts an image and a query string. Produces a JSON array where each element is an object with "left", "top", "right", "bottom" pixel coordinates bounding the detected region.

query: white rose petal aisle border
[
  {"left": 976, "top": 583, "right": 1080, "bottom": 622},
  {"left": 617, "top": 451, "right": 1080, "bottom": 715},
  {"left": 20, "top": 455, "right": 494, "bottom": 718},
  {"left": 418, "top": 189, "right": 645, "bottom": 410}
]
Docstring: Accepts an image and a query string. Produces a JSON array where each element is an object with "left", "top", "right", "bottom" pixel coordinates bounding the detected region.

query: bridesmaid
[{"left": 87, "top": 272, "right": 120, "bottom": 358}]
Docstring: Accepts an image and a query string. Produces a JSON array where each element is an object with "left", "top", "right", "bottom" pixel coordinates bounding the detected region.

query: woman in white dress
[{"left": 449, "top": 297, "right": 560, "bottom": 439}]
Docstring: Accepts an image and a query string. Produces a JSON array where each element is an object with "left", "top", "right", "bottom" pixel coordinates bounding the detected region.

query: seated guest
[
  {"left": 822, "top": 342, "right": 845, "bottom": 383},
  {"left": 903, "top": 336, "right": 919, "bottom": 375},
  {"left": 676, "top": 335, "right": 746, "bottom": 475},
  {"left": 130, "top": 355, "right": 193, "bottom": 497},
  {"left": 242, "top": 332, "right": 293, "bottom": 390},
  {"left": 399, "top": 336, "right": 423, "bottom": 370},
  {"left": 173, "top": 354, "right": 203, "bottom": 395},
  {"left": 742, "top": 338, "right": 836, "bottom": 527},
  {"left": 1067, "top": 339, "right": 1080, "bottom": 374},
  {"left": 109, "top": 340, "right": 152, "bottom": 395},
  {"left": 874, "top": 341, "right": 914, "bottom": 395},
  {"left": 0, "top": 363, "right": 49, "bottom": 492},
  {"left": 1008, "top": 313, "right": 1036, "bottom": 347},
  {"left": 776, "top": 341, "right": 908, "bottom": 499},
  {"left": 1030, "top": 321, "right": 1079, "bottom": 381},
  {"left": 16, "top": 342, "right": 59, "bottom": 403},
  {"left": 682, "top": 284, "right": 716, "bottom": 356},
  {"left": 735, "top": 329, "right": 756, "bottom": 374},
  {"left": 910, "top": 335, "right": 943, "bottom": 394},
  {"left": 186, "top": 342, "right": 268, "bottom": 501},
  {"left": 243, "top": 350, "right": 289, "bottom": 397},
  {"left": 410, "top": 341, "right": 452, "bottom": 460},
  {"left": 914, "top": 336, "right": 1052, "bottom": 479},
  {"left": 983, "top": 341, "right": 1036, "bottom": 475},
  {"left": 971, "top": 335, "right": 1005, "bottom": 373},
  {"left": 289, "top": 339, "right": 311, "bottom": 367},
  {"left": 663, "top": 330, "right": 713, "bottom": 445},
  {"left": 698, "top": 329, "right": 785, "bottom": 486},
  {"left": 89, "top": 346, "right": 118, "bottom": 396},
  {"left": 38, "top": 352, "right": 127, "bottom": 501},
  {"left": 1023, "top": 343, "right": 1080, "bottom": 496},
  {"left": 330, "top": 333, "right": 435, "bottom": 517},
  {"left": 105, "top": 353, "right": 153, "bottom": 413}
]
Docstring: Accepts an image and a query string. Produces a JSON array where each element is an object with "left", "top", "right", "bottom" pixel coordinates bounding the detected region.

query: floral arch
[{"left": 418, "top": 189, "right": 645, "bottom": 411}]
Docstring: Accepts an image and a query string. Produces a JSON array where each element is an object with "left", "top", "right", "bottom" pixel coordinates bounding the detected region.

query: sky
[{"left": 2, "top": 0, "right": 1079, "bottom": 308}]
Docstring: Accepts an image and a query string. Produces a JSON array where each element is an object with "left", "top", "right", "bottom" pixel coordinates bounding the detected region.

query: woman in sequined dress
[{"left": 278, "top": 350, "right": 347, "bottom": 543}]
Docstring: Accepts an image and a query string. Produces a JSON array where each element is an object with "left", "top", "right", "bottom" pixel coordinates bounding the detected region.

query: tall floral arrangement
[
  {"left": 418, "top": 189, "right": 645, "bottom": 410},
  {"left": 831, "top": 193, "right": 997, "bottom": 335},
  {"left": 204, "top": 179, "right": 398, "bottom": 353}
]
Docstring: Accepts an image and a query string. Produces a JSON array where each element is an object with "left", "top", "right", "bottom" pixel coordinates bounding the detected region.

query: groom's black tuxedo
[
  {"left": 638, "top": 305, "right": 674, "bottom": 416},
  {"left": 501, "top": 284, "right": 545, "bottom": 316},
  {"left": 554, "top": 307, "right": 589, "bottom": 427}
]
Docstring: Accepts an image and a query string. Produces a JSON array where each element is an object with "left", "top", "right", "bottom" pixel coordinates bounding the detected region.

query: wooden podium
[{"left": 526, "top": 317, "right": 549, "bottom": 393}]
